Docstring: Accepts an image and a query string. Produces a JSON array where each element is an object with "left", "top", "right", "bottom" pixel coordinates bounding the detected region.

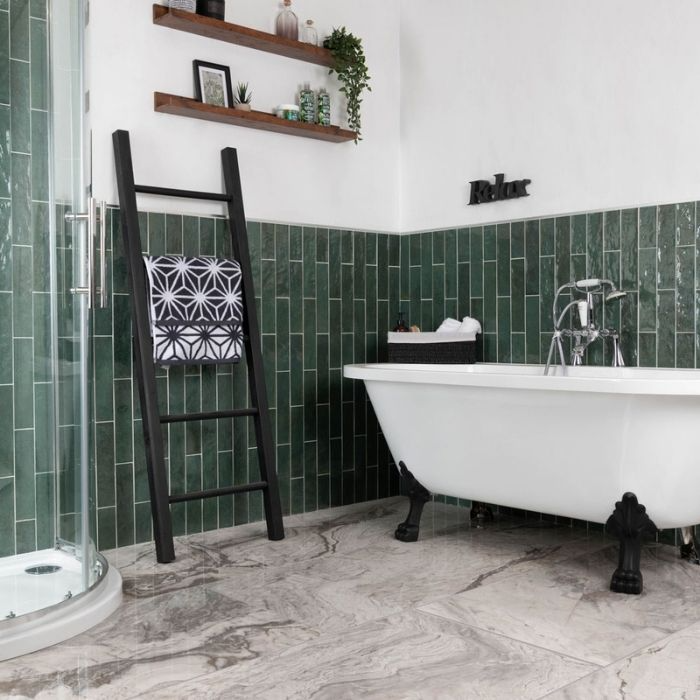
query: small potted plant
[{"left": 234, "top": 82, "right": 252, "bottom": 111}]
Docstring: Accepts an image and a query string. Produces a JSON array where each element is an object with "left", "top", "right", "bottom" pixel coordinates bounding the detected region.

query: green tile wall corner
[{"left": 94, "top": 209, "right": 402, "bottom": 549}]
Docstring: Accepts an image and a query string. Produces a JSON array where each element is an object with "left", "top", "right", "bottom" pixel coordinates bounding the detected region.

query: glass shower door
[{"left": 50, "top": 0, "right": 98, "bottom": 595}]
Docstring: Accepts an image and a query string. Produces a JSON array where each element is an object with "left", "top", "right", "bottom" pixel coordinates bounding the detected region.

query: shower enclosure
[{"left": 0, "top": 0, "right": 121, "bottom": 660}]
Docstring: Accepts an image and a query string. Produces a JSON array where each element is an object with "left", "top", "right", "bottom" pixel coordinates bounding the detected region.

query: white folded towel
[
  {"left": 435, "top": 318, "right": 462, "bottom": 333},
  {"left": 459, "top": 316, "right": 482, "bottom": 335}
]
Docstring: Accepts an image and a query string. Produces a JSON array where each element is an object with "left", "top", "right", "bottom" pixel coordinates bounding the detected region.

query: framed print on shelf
[{"left": 193, "top": 60, "right": 234, "bottom": 108}]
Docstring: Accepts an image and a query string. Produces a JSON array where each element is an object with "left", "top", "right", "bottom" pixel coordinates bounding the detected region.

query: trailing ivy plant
[{"left": 323, "top": 27, "right": 371, "bottom": 143}]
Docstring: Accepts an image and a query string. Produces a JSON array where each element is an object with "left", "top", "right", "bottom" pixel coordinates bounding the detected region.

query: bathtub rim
[{"left": 344, "top": 362, "right": 700, "bottom": 396}]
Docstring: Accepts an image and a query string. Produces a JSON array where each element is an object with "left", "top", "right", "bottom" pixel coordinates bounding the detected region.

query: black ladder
[{"left": 112, "top": 129, "right": 284, "bottom": 563}]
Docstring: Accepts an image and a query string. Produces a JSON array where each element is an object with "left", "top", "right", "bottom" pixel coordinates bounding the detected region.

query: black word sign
[{"left": 468, "top": 173, "right": 531, "bottom": 205}]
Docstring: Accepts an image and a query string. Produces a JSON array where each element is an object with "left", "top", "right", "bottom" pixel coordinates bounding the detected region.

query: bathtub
[{"left": 344, "top": 363, "right": 700, "bottom": 531}]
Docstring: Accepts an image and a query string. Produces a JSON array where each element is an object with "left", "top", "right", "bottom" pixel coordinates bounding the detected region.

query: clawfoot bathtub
[{"left": 344, "top": 363, "right": 700, "bottom": 594}]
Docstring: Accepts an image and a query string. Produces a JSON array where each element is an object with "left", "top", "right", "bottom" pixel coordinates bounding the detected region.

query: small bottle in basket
[{"left": 392, "top": 311, "right": 409, "bottom": 332}]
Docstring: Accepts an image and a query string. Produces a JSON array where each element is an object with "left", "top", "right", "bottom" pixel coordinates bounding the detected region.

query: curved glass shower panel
[{"left": 0, "top": 0, "right": 94, "bottom": 622}]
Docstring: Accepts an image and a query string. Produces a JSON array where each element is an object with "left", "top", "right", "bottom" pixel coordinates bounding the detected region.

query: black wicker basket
[{"left": 387, "top": 334, "right": 476, "bottom": 364}]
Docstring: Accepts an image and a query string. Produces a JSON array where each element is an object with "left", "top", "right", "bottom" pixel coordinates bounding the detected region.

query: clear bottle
[
  {"left": 317, "top": 88, "right": 331, "bottom": 126},
  {"left": 276, "top": 0, "right": 298, "bottom": 41},
  {"left": 299, "top": 83, "right": 316, "bottom": 124},
  {"left": 302, "top": 19, "right": 318, "bottom": 46},
  {"left": 169, "top": 0, "right": 196, "bottom": 12}
]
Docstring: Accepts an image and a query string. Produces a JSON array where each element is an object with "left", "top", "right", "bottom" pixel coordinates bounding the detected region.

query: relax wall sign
[{"left": 468, "top": 173, "right": 531, "bottom": 205}]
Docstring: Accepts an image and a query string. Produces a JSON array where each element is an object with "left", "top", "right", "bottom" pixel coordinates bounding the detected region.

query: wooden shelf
[
  {"left": 153, "top": 5, "right": 334, "bottom": 67},
  {"left": 154, "top": 92, "right": 357, "bottom": 143}
]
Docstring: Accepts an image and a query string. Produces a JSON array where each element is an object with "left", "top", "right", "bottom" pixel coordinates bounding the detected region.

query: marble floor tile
[
  {"left": 547, "top": 620, "right": 700, "bottom": 699},
  {"left": 420, "top": 540, "right": 700, "bottom": 666},
  {"left": 1, "top": 496, "right": 698, "bottom": 699},
  {"left": 145, "top": 609, "right": 596, "bottom": 700}
]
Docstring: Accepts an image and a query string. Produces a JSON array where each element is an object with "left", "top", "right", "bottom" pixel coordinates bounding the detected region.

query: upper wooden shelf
[{"left": 153, "top": 5, "right": 334, "bottom": 67}]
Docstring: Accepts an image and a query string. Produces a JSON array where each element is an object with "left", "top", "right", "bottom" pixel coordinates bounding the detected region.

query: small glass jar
[
  {"left": 275, "top": 0, "right": 298, "bottom": 41},
  {"left": 302, "top": 20, "right": 318, "bottom": 46},
  {"left": 169, "top": 0, "right": 196, "bottom": 12}
]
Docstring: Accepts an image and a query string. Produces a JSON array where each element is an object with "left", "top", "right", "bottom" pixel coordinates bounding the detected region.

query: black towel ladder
[{"left": 112, "top": 129, "right": 284, "bottom": 563}]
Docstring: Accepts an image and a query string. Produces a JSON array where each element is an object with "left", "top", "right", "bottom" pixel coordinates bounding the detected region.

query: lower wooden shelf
[{"left": 154, "top": 92, "right": 357, "bottom": 143}]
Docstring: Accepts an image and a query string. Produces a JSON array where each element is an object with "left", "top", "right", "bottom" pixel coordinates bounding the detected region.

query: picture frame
[{"left": 193, "top": 60, "right": 234, "bottom": 108}]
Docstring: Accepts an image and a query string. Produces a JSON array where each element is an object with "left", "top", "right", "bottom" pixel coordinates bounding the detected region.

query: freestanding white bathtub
[{"left": 344, "top": 362, "right": 700, "bottom": 592}]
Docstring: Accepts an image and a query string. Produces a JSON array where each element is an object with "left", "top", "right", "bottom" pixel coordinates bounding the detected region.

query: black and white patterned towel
[{"left": 143, "top": 255, "right": 244, "bottom": 366}]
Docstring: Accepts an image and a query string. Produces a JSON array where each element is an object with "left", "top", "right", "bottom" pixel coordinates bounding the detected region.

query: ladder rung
[
  {"left": 135, "top": 184, "right": 231, "bottom": 202},
  {"left": 160, "top": 408, "right": 259, "bottom": 423},
  {"left": 169, "top": 482, "right": 268, "bottom": 504}
]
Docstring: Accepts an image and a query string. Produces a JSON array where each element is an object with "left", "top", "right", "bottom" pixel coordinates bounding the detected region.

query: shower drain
[{"left": 24, "top": 565, "right": 62, "bottom": 575}]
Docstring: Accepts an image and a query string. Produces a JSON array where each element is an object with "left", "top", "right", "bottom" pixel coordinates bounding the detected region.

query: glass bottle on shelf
[
  {"left": 302, "top": 19, "right": 318, "bottom": 46},
  {"left": 276, "top": 0, "right": 299, "bottom": 41}
]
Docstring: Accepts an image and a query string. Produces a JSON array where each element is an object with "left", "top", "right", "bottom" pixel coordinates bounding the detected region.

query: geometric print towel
[{"left": 143, "top": 255, "right": 244, "bottom": 366}]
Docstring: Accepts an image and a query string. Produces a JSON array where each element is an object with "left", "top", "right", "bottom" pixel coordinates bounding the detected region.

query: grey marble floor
[{"left": 1, "top": 497, "right": 700, "bottom": 699}]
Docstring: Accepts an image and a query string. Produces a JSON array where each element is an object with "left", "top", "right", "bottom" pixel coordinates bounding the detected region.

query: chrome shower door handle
[
  {"left": 98, "top": 199, "right": 107, "bottom": 308},
  {"left": 65, "top": 197, "right": 108, "bottom": 309}
]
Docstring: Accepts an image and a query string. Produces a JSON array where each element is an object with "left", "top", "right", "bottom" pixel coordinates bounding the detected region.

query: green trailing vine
[{"left": 323, "top": 27, "right": 371, "bottom": 143}]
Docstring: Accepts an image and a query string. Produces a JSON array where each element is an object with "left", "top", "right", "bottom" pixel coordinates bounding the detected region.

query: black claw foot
[
  {"left": 605, "top": 492, "right": 658, "bottom": 595},
  {"left": 470, "top": 502, "right": 494, "bottom": 528},
  {"left": 395, "top": 461, "right": 430, "bottom": 543}
]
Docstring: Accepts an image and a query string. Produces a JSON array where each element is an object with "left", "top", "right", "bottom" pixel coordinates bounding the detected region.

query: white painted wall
[
  {"left": 400, "top": 0, "right": 700, "bottom": 232},
  {"left": 88, "top": 0, "right": 401, "bottom": 231}
]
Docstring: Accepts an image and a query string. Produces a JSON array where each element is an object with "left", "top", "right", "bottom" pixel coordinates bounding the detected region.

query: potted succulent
[
  {"left": 234, "top": 82, "right": 252, "bottom": 111},
  {"left": 323, "top": 27, "right": 371, "bottom": 142}
]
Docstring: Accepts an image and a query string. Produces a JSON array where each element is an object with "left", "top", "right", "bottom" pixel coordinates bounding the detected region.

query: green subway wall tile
[
  {"left": 10, "top": 59, "right": 28, "bottom": 152},
  {"left": 432, "top": 229, "right": 445, "bottom": 264},
  {"left": 657, "top": 290, "right": 675, "bottom": 367},
  {"left": 116, "top": 463, "right": 135, "bottom": 546},
  {"left": 353, "top": 231, "right": 365, "bottom": 297},
  {"left": 676, "top": 333, "right": 694, "bottom": 369},
  {"left": 0, "top": 477, "right": 14, "bottom": 556},
  {"left": 539, "top": 256, "right": 555, "bottom": 330},
  {"left": 420, "top": 231, "right": 432, "bottom": 298},
  {"left": 165, "top": 214, "right": 183, "bottom": 253},
  {"left": 657, "top": 204, "right": 675, "bottom": 290},
  {"left": 525, "top": 220, "right": 539, "bottom": 295},
  {"left": 30, "top": 109, "right": 48, "bottom": 201},
  {"left": 11, "top": 153, "right": 30, "bottom": 244},
  {"left": 35, "top": 471, "right": 53, "bottom": 548},
  {"left": 496, "top": 224, "right": 510, "bottom": 297},
  {"left": 677, "top": 202, "right": 695, "bottom": 247},
  {"left": 261, "top": 222, "right": 275, "bottom": 259},
  {"left": 603, "top": 210, "right": 620, "bottom": 251},
  {"left": 317, "top": 227, "right": 329, "bottom": 263},
  {"left": 540, "top": 218, "right": 554, "bottom": 256},
  {"left": 14, "top": 428, "right": 34, "bottom": 520},
  {"left": 199, "top": 216, "right": 215, "bottom": 256},
  {"left": 0, "top": 384, "right": 12, "bottom": 476},
  {"left": 497, "top": 297, "right": 511, "bottom": 362},
  {"left": 12, "top": 242, "right": 31, "bottom": 336},
  {"left": 620, "top": 208, "right": 638, "bottom": 291},
  {"left": 147, "top": 212, "right": 165, "bottom": 255},
  {"left": 571, "top": 214, "right": 586, "bottom": 255},
  {"left": 586, "top": 212, "right": 603, "bottom": 279},
  {"left": 389, "top": 233, "right": 400, "bottom": 267},
  {"left": 10, "top": 0, "right": 28, "bottom": 61},
  {"left": 639, "top": 206, "right": 657, "bottom": 248},
  {"left": 97, "top": 507, "right": 116, "bottom": 551},
  {"left": 0, "top": 11, "right": 8, "bottom": 105},
  {"left": 483, "top": 261, "right": 496, "bottom": 334},
  {"left": 341, "top": 229, "right": 352, "bottom": 263},
  {"left": 95, "top": 422, "right": 115, "bottom": 508},
  {"left": 276, "top": 297, "right": 290, "bottom": 371},
  {"left": 511, "top": 258, "right": 525, "bottom": 333},
  {"left": 483, "top": 225, "right": 497, "bottom": 261},
  {"left": 677, "top": 245, "right": 695, "bottom": 333},
  {"left": 511, "top": 221, "right": 524, "bottom": 259},
  {"left": 638, "top": 248, "right": 657, "bottom": 332},
  {"left": 469, "top": 227, "right": 483, "bottom": 297},
  {"left": 555, "top": 217, "right": 570, "bottom": 288},
  {"left": 276, "top": 224, "right": 290, "bottom": 296},
  {"left": 525, "top": 296, "right": 540, "bottom": 363},
  {"left": 0, "top": 201, "right": 11, "bottom": 291},
  {"left": 289, "top": 226, "right": 302, "bottom": 261},
  {"left": 16, "top": 521, "right": 35, "bottom": 562},
  {"left": 13, "top": 337, "right": 33, "bottom": 429},
  {"left": 638, "top": 332, "right": 656, "bottom": 367}
]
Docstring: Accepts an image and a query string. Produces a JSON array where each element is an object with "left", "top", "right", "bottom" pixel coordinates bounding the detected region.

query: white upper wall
[
  {"left": 88, "top": 0, "right": 401, "bottom": 231},
  {"left": 400, "top": 0, "right": 700, "bottom": 232},
  {"left": 89, "top": 1, "right": 700, "bottom": 233}
]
